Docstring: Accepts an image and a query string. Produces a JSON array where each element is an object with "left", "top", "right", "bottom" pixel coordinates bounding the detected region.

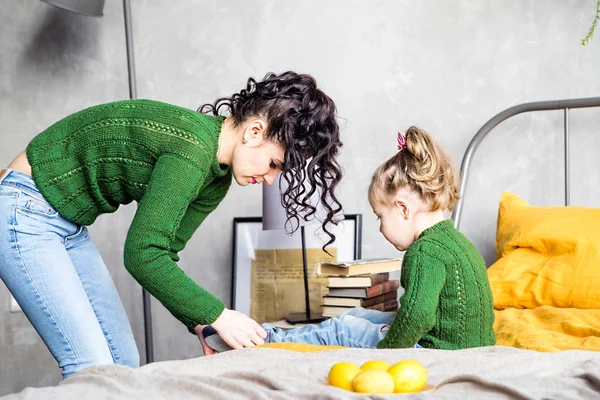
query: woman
[{"left": 0, "top": 71, "right": 343, "bottom": 379}]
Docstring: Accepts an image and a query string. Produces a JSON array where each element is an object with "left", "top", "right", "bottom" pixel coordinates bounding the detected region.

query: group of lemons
[{"left": 328, "top": 359, "right": 428, "bottom": 394}]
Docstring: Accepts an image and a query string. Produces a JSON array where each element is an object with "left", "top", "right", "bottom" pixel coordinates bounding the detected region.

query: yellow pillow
[
  {"left": 493, "top": 307, "right": 600, "bottom": 352},
  {"left": 488, "top": 192, "right": 600, "bottom": 309}
]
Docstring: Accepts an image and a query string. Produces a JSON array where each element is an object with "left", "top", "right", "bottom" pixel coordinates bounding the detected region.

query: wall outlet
[{"left": 10, "top": 295, "right": 22, "bottom": 313}]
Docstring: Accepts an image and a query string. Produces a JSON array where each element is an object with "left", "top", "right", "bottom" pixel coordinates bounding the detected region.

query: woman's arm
[{"left": 123, "top": 154, "right": 224, "bottom": 330}]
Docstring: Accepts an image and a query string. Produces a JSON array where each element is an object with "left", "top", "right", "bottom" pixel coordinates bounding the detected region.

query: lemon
[
  {"left": 352, "top": 370, "right": 395, "bottom": 394},
  {"left": 360, "top": 360, "right": 391, "bottom": 371},
  {"left": 387, "top": 360, "right": 428, "bottom": 393},
  {"left": 328, "top": 362, "right": 361, "bottom": 391}
]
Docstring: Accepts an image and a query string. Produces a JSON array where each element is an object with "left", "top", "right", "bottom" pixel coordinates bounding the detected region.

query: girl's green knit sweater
[{"left": 377, "top": 220, "right": 496, "bottom": 350}]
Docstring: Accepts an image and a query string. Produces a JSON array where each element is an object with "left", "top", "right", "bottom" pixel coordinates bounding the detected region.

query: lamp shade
[
  {"left": 262, "top": 174, "right": 288, "bottom": 231},
  {"left": 40, "top": 0, "right": 105, "bottom": 17},
  {"left": 262, "top": 173, "right": 340, "bottom": 231}
]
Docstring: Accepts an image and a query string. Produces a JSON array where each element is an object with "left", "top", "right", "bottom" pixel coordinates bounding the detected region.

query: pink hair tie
[{"left": 397, "top": 131, "right": 407, "bottom": 151}]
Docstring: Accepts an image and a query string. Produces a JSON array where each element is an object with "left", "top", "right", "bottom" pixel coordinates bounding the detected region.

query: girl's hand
[{"left": 210, "top": 308, "right": 267, "bottom": 349}]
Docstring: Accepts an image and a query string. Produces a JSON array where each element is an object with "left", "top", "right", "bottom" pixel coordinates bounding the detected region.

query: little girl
[{"left": 203, "top": 126, "right": 495, "bottom": 353}]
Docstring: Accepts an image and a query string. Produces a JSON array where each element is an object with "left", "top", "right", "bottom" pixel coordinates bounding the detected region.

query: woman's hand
[
  {"left": 207, "top": 308, "right": 267, "bottom": 350},
  {"left": 211, "top": 308, "right": 267, "bottom": 349}
]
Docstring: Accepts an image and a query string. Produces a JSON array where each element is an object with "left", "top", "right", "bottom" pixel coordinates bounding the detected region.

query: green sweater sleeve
[
  {"left": 377, "top": 249, "right": 446, "bottom": 349},
  {"left": 124, "top": 154, "right": 225, "bottom": 330}
]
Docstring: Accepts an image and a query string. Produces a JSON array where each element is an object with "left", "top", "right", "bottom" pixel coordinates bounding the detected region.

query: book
[
  {"left": 322, "top": 290, "right": 398, "bottom": 308},
  {"left": 322, "top": 300, "right": 398, "bottom": 317},
  {"left": 321, "top": 305, "right": 352, "bottom": 317},
  {"left": 327, "top": 280, "right": 400, "bottom": 299},
  {"left": 327, "top": 272, "right": 390, "bottom": 288},
  {"left": 320, "top": 258, "right": 402, "bottom": 277},
  {"left": 365, "top": 299, "right": 399, "bottom": 312}
]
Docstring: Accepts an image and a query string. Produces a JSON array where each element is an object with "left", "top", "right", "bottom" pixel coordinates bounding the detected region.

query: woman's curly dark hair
[{"left": 200, "top": 71, "right": 343, "bottom": 250}]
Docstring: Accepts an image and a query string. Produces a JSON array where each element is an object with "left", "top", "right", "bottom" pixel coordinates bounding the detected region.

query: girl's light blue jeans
[
  {"left": 0, "top": 169, "right": 139, "bottom": 379},
  {"left": 263, "top": 307, "right": 422, "bottom": 348}
]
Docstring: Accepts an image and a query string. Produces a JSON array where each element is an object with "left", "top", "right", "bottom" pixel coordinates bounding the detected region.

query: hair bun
[{"left": 405, "top": 126, "right": 431, "bottom": 163}]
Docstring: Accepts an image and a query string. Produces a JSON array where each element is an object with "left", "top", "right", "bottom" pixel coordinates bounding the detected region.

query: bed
[
  {"left": 3, "top": 97, "right": 600, "bottom": 400},
  {"left": 3, "top": 345, "right": 600, "bottom": 399}
]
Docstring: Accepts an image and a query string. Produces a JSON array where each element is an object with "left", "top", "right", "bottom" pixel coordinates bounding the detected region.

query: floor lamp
[
  {"left": 262, "top": 174, "right": 333, "bottom": 324},
  {"left": 39, "top": 0, "right": 154, "bottom": 364}
]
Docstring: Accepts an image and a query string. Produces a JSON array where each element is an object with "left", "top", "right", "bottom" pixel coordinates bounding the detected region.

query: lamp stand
[
  {"left": 122, "top": 0, "right": 154, "bottom": 364},
  {"left": 285, "top": 226, "right": 327, "bottom": 324}
]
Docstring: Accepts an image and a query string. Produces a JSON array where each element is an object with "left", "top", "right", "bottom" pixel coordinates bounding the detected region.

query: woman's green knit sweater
[{"left": 27, "top": 99, "right": 232, "bottom": 330}]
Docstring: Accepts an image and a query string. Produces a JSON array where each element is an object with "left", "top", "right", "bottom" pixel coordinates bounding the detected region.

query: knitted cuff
[{"left": 185, "top": 300, "right": 226, "bottom": 334}]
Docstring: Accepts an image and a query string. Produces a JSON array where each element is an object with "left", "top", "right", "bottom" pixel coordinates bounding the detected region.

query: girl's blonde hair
[{"left": 369, "top": 126, "right": 459, "bottom": 212}]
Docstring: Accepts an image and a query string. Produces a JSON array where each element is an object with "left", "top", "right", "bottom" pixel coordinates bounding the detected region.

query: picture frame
[{"left": 231, "top": 214, "right": 362, "bottom": 316}]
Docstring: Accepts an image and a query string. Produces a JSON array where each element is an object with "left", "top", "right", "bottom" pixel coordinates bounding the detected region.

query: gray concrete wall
[{"left": 1, "top": 0, "right": 599, "bottom": 395}]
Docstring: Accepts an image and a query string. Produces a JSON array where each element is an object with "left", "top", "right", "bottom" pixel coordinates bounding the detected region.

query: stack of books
[{"left": 319, "top": 258, "right": 402, "bottom": 318}]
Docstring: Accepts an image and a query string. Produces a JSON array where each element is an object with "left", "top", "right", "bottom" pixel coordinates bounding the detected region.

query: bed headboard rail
[{"left": 452, "top": 96, "right": 600, "bottom": 230}]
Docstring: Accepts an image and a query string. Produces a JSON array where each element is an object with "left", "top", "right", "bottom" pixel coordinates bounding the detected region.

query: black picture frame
[{"left": 231, "top": 214, "right": 362, "bottom": 312}]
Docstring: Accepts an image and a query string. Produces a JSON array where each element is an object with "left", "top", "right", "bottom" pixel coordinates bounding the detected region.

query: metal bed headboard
[{"left": 452, "top": 96, "right": 600, "bottom": 230}]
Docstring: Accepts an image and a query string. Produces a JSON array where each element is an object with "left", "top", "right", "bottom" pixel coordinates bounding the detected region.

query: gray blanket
[{"left": 4, "top": 346, "right": 600, "bottom": 399}]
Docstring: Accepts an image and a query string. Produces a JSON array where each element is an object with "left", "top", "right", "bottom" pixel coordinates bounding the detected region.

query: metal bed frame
[{"left": 452, "top": 97, "right": 600, "bottom": 230}]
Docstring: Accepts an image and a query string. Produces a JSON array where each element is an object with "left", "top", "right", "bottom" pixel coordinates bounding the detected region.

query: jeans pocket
[
  {"left": 16, "top": 191, "right": 59, "bottom": 218},
  {"left": 0, "top": 190, "right": 18, "bottom": 226}
]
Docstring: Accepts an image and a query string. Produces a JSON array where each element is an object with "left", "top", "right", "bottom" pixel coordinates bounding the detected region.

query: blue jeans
[
  {"left": 263, "top": 307, "right": 422, "bottom": 348},
  {"left": 0, "top": 169, "right": 139, "bottom": 379}
]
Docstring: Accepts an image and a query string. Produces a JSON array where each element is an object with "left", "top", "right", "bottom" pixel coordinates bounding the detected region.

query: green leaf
[{"left": 581, "top": 0, "right": 600, "bottom": 46}]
